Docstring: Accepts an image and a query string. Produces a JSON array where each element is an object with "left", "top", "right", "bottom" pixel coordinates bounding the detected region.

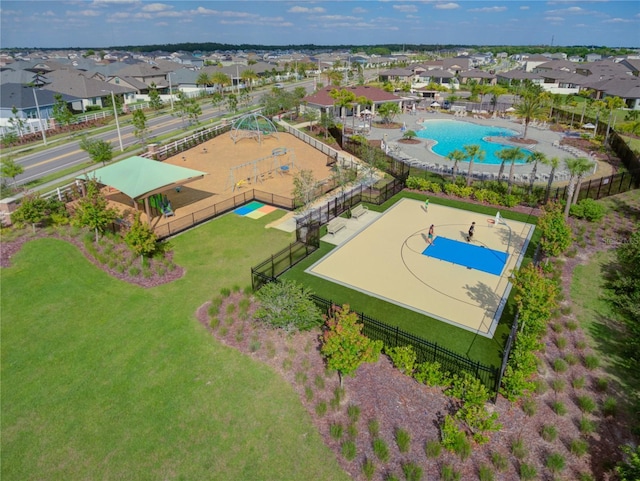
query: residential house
[
  {"left": 458, "top": 69, "right": 496, "bottom": 86},
  {"left": 302, "top": 85, "right": 404, "bottom": 118},
  {"left": 0, "top": 82, "right": 79, "bottom": 128}
]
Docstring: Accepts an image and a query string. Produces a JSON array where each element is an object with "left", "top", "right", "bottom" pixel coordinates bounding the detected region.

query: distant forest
[{"left": 8, "top": 42, "right": 636, "bottom": 57}]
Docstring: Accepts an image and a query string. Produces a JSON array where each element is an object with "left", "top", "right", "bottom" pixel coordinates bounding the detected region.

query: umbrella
[
  {"left": 582, "top": 123, "right": 596, "bottom": 129},
  {"left": 361, "top": 109, "right": 372, "bottom": 115},
  {"left": 505, "top": 107, "right": 516, "bottom": 112},
  {"left": 430, "top": 102, "right": 440, "bottom": 108}
]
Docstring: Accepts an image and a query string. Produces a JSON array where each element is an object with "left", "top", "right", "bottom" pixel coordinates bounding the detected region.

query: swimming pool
[{"left": 417, "top": 119, "right": 530, "bottom": 165}]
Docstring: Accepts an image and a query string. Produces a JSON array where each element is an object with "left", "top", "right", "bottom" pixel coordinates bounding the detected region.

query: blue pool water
[{"left": 417, "top": 119, "right": 530, "bottom": 165}]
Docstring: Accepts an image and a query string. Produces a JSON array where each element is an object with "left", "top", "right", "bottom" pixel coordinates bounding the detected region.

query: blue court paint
[
  {"left": 235, "top": 201, "right": 264, "bottom": 216},
  {"left": 422, "top": 237, "right": 508, "bottom": 276}
]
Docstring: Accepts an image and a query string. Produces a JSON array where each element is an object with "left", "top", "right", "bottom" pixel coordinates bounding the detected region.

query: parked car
[{"left": 274, "top": 83, "right": 284, "bottom": 89}]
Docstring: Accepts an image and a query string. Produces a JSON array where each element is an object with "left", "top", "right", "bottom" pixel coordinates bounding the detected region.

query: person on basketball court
[
  {"left": 428, "top": 224, "right": 435, "bottom": 245},
  {"left": 467, "top": 221, "right": 475, "bottom": 242}
]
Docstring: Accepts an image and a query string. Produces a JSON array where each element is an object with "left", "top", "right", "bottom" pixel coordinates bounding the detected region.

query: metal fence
[
  {"left": 552, "top": 170, "right": 640, "bottom": 203},
  {"left": 155, "top": 189, "right": 294, "bottom": 239}
]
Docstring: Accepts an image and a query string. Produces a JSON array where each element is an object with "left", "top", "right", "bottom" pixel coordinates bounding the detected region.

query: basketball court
[{"left": 307, "top": 199, "right": 535, "bottom": 337}]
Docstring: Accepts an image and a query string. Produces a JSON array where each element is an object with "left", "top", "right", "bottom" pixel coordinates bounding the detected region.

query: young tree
[
  {"left": 537, "top": 201, "right": 573, "bottom": 257},
  {"left": 8, "top": 107, "right": 25, "bottom": 137},
  {"left": 319, "top": 111, "right": 334, "bottom": 139},
  {"left": 1, "top": 157, "right": 24, "bottom": 188},
  {"left": 72, "top": 177, "right": 118, "bottom": 243},
  {"left": 542, "top": 156, "right": 561, "bottom": 204},
  {"left": 52, "top": 94, "right": 73, "bottom": 127},
  {"left": 131, "top": 109, "right": 150, "bottom": 145},
  {"left": 445, "top": 149, "right": 466, "bottom": 183},
  {"left": 226, "top": 93, "right": 239, "bottom": 113},
  {"left": 211, "top": 92, "right": 224, "bottom": 111},
  {"left": 196, "top": 72, "right": 211, "bottom": 89},
  {"left": 563, "top": 157, "right": 592, "bottom": 218},
  {"left": 292, "top": 169, "right": 320, "bottom": 213},
  {"left": 124, "top": 212, "right": 158, "bottom": 266},
  {"left": 463, "top": 144, "right": 485, "bottom": 187},
  {"left": 173, "top": 91, "right": 201, "bottom": 126},
  {"left": 570, "top": 157, "right": 594, "bottom": 206},
  {"left": 148, "top": 83, "right": 163, "bottom": 111},
  {"left": 10, "top": 194, "right": 48, "bottom": 233},
  {"left": 526, "top": 151, "right": 546, "bottom": 195},
  {"left": 321, "top": 305, "right": 383, "bottom": 387},
  {"left": 240, "top": 69, "right": 258, "bottom": 91},
  {"left": 210, "top": 71, "right": 232, "bottom": 94},
  {"left": 302, "top": 109, "right": 319, "bottom": 133},
  {"left": 515, "top": 86, "right": 546, "bottom": 139},
  {"left": 79, "top": 137, "right": 114, "bottom": 165},
  {"left": 254, "top": 280, "right": 323, "bottom": 332},
  {"left": 376, "top": 102, "right": 401, "bottom": 125},
  {"left": 500, "top": 146, "right": 526, "bottom": 195}
]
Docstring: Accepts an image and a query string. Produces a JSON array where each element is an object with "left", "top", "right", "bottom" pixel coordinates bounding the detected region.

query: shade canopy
[
  {"left": 430, "top": 102, "right": 440, "bottom": 107},
  {"left": 80, "top": 156, "right": 207, "bottom": 200},
  {"left": 582, "top": 123, "right": 596, "bottom": 129},
  {"left": 505, "top": 107, "right": 516, "bottom": 112}
]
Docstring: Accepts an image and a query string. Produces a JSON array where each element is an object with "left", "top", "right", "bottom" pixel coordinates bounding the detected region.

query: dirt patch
[{"left": 398, "top": 139, "right": 421, "bottom": 145}]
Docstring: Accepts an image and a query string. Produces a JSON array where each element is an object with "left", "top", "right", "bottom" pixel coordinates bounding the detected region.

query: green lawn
[
  {"left": 282, "top": 193, "right": 540, "bottom": 368},
  {"left": 1, "top": 211, "right": 350, "bottom": 481}
]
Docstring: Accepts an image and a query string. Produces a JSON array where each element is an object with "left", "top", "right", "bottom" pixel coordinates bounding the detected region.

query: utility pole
[{"left": 32, "top": 88, "right": 47, "bottom": 146}]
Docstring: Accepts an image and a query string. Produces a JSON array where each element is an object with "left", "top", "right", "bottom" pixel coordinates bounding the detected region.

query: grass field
[
  {"left": 1, "top": 211, "right": 350, "bottom": 481},
  {"left": 282, "top": 192, "right": 540, "bottom": 368}
]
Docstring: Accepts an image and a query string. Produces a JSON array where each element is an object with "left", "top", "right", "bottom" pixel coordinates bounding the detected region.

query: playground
[
  {"left": 307, "top": 198, "right": 536, "bottom": 337},
  {"left": 103, "top": 122, "right": 335, "bottom": 229}
]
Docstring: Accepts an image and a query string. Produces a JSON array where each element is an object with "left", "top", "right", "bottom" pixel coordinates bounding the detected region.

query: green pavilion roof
[{"left": 80, "top": 156, "right": 207, "bottom": 200}]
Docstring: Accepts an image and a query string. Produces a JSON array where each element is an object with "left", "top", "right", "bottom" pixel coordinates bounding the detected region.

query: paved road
[{"left": 13, "top": 79, "right": 316, "bottom": 188}]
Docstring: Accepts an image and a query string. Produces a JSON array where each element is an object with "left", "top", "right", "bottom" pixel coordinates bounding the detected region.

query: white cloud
[
  {"left": 544, "top": 16, "right": 564, "bottom": 23},
  {"left": 546, "top": 6, "right": 587, "bottom": 15},
  {"left": 141, "top": 3, "right": 173, "bottom": 13},
  {"left": 435, "top": 3, "right": 460, "bottom": 10},
  {"left": 604, "top": 17, "right": 631, "bottom": 23},
  {"left": 393, "top": 4, "right": 418, "bottom": 13},
  {"left": 520, "top": 6, "right": 530, "bottom": 10},
  {"left": 0, "top": 9, "right": 21, "bottom": 15},
  {"left": 288, "top": 6, "right": 326, "bottom": 14},
  {"left": 468, "top": 6, "right": 507, "bottom": 13},
  {"left": 352, "top": 7, "right": 367, "bottom": 14},
  {"left": 317, "top": 15, "right": 360, "bottom": 22},
  {"left": 66, "top": 9, "right": 101, "bottom": 17},
  {"left": 91, "top": 0, "right": 138, "bottom": 6},
  {"left": 155, "top": 21, "right": 168, "bottom": 27}
]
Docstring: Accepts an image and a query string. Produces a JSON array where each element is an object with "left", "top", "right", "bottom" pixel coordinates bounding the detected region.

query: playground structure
[
  {"left": 230, "top": 112, "right": 279, "bottom": 144},
  {"left": 226, "top": 147, "right": 296, "bottom": 191},
  {"left": 147, "top": 193, "right": 174, "bottom": 218}
]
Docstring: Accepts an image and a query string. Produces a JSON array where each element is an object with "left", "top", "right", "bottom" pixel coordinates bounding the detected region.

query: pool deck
[{"left": 367, "top": 111, "right": 613, "bottom": 182}]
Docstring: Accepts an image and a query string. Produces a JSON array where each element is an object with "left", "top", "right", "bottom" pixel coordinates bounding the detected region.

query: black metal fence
[
  {"left": 552, "top": 170, "right": 640, "bottom": 203},
  {"left": 155, "top": 189, "right": 294, "bottom": 240},
  {"left": 311, "top": 295, "right": 500, "bottom": 392}
]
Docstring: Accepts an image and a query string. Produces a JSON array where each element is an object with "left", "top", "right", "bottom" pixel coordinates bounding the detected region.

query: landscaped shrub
[
  {"left": 386, "top": 345, "right": 417, "bottom": 375},
  {"left": 584, "top": 354, "right": 600, "bottom": 370},
  {"left": 330, "top": 423, "right": 344, "bottom": 440},
  {"left": 373, "top": 438, "right": 390, "bottom": 462},
  {"left": 511, "top": 437, "right": 527, "bottom": 459},
  {"left": 572, "top": 376, "right": 586, "bottom": 389},
  {"left": 570, "top": 198, "right": 606, "bottom": 222},
  {"left": 603, "top": 396, "right": 618, "bottom": 417},
  {"left": 347, "top": 404, "right": 361, "bottom": 423},
  {"left": 401, "top": 462, "right": 423, "bottom": 481},
  {"left": 341, "top": 440, "right": 357, "bottom": 461},
  {"left": 552, "top": 400, "right": 568, "bottom": 415},
  {"left": 519, "top": 462, "right": 537, "bottom": 480},
  {"left": 367, "top": 418, "right": 380, "bottom": 437},
  {"left": 500, "top": 194, "right": 519, "bottom": 208},
  {"left": 522, "top": 397, "right": 537, "bottom": 416},
  {"left": 395, "top": 428, "right": 411, "bottom": 453},
  {"left": 441, "top": 464, "right": 461, "bottom": 481},
  {"left": 546, "top": 452, "right": 566, "bottom": 474},
  {"left": 425, "top": 439, "right": 442, "bottom": 458},
  {"left": 577, "top": 395, "right": 597, "bottom": 414},
  {"left": 490, "top": 452, "right": 508, "bottom": 472},
  {"left": 414, "top": 361, "right": 449, "bottom": 386},
  {"left": 579, "top": 416, "right": 597, "bottom": 434},
  {"left": 478, "top": 464, "right": 495, "bottom": 481},
  {"left": 362, "top": 458, "right": 375, "bottom": 480},
  {"left": 570, "top": 438, "right": 589, "bottom": 456},
  {"left": 255, "top": 280, "right": 323, "bottom": 332},
  {"left": 541, "top": 424, "right": 558, "bottom": 442}
]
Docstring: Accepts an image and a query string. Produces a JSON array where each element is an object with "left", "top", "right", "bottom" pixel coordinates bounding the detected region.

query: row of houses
[{"left": 2, "top": 49, "right": 640, "bottom": 131}]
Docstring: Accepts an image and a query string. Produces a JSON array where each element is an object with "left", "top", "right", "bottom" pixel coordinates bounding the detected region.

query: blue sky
[{"left": 1, "top": 1, "right": 638, "bottom": 49}]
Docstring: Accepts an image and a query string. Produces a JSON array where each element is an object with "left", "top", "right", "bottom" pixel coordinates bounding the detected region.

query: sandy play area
[
  {"left": 105, "top": 130, "right": 335, "bottom": 229},
  {"left": 307, "top": 199, "right": 536, "bottom": 337}
]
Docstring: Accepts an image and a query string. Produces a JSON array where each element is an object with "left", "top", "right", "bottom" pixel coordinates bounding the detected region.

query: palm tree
[
  {"left": 240, "top": 69, "right": 258, "bottom": 91},
  {"left": 514, "top": 87, "right": 546, "bottom": 139},
  {"left": 526, "top": 151, "right": 546, "bottom": 195},
  {"left": 564, "top": 157, "right": 593, "bottom": 218},
  {"left": 541, "top": 156, "right": 561, "bottom": 204},
  {"left": 498, "top": 146, "right": 526, "bottom": 195},
  {"left": 210, "top": 71, "right": 231, "bottom": 95},
  {"left": 495, "top": 148, "right": 511, "bottom": 185},
  {"left": 463, "top": 144, "right": 485, "bottom": 187},
  {"left": 196, "top": 72, "right": 211, "bottom": 89},
  {"left": 446, "top": 149, "right": 466, "bottom": 183}
]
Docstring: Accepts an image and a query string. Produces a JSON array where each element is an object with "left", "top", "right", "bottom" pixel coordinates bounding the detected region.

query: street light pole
[
  {"left": 168, "top": 73, "right": 174, "bottom": 110},
  {"left": 32, "top": 88, "right": 47, "bottom": 146},
  {"left": 104, "top": 90, "right": 124, "bottom": 152}
]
